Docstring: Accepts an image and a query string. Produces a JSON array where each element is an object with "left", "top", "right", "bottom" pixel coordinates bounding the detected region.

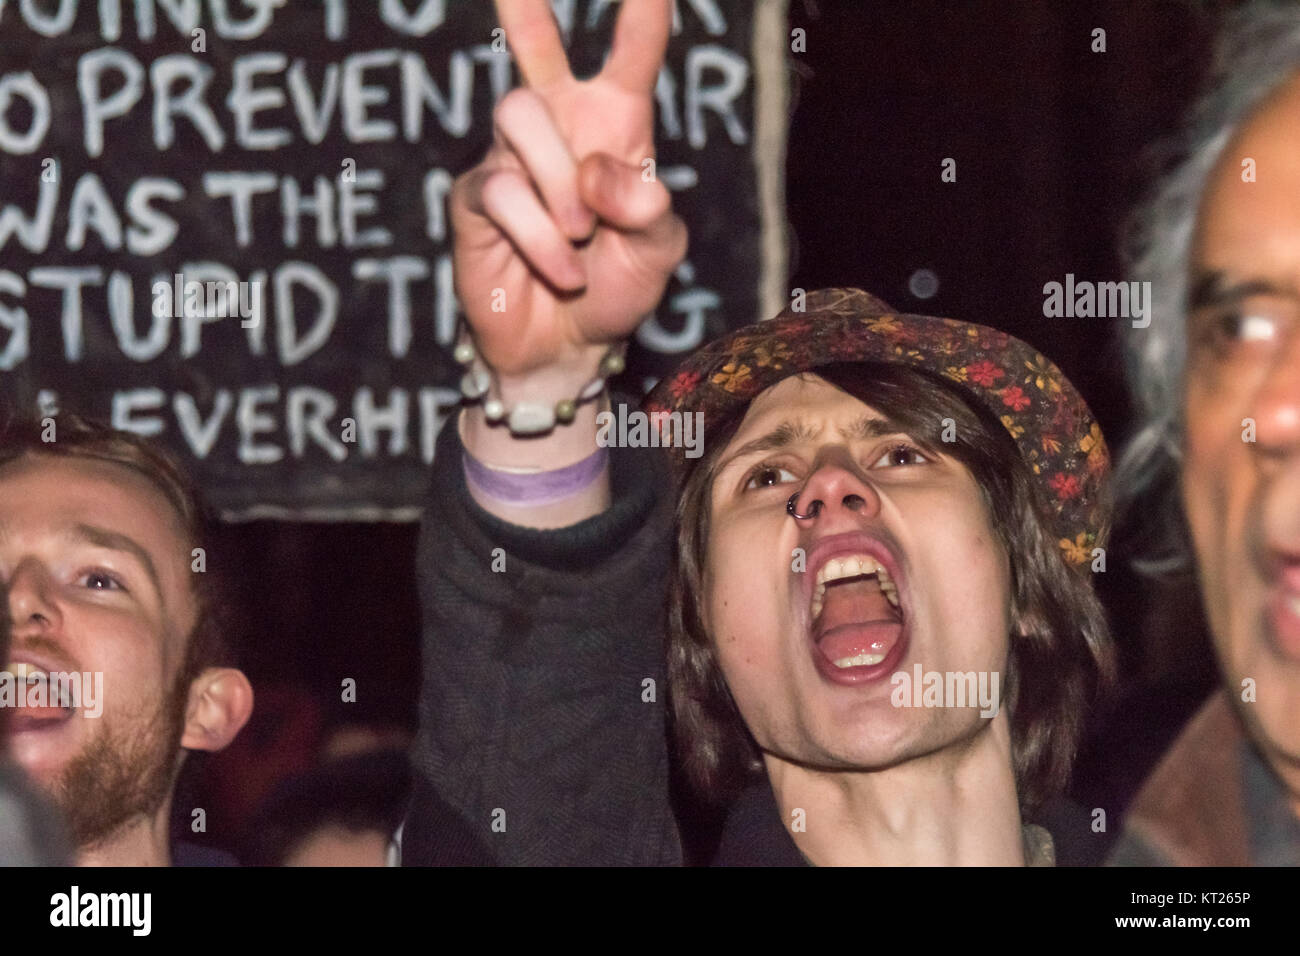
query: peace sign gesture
[{"left": 452, "top": 0, "right": 687, "bottom": 388}]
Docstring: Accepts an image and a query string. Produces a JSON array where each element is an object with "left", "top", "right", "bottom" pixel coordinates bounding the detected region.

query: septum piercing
[{"left": 786, "top": 490, "right": 823, "bottom": 520}]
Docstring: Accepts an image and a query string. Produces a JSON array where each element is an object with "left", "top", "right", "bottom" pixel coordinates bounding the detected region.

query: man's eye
[
  {"left": 871, "top": 444, "right": 930, "bottom": 468},
  {"left": 1200, "top": 310, "right": 1284, "bottom": 349},
  {"left": 743, "top": 464, "right": 799, "bottom": 490},
  {"left": 1216, "top": 313, "right": 1278, "bottom": 343},
  {"left": 79, "top": 570, "right": 124, "bottom": 592}
]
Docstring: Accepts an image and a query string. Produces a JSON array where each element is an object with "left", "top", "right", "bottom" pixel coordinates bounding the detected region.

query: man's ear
[{"left": 180, "top": 667, "right": 254, "bottom": 753}]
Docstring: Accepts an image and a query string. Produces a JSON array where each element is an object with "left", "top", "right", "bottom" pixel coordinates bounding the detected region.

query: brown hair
[
  {"left": 667, "top": 362, "right": 1114, "bottom": 814},
  {"left": 0, "top": 411, "right": 234, "bottom": 685}
]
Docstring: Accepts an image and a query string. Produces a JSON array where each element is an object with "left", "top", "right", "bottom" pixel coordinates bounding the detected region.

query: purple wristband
[{"left": 463, "top": 445, "right": 609, "bottom": 506}]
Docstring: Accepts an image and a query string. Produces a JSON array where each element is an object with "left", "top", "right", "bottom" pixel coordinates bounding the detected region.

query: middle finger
[{"left": 493, "top": 88, "right": 596, "bottom": 241}]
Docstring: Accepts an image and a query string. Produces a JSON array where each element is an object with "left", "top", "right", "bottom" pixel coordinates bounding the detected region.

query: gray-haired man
[{"left": 1113, "top": 2, "right": 1300, "bottom": 866}]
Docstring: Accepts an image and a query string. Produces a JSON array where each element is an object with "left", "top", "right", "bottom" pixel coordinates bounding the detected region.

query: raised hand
[{"left": 452, "top": 0, "right": 687, "bottom": 386}]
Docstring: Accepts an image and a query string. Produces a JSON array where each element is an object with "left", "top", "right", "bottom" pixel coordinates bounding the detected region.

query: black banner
[{"left": 0, "top": 0, "right": 785, "bottom": 518}]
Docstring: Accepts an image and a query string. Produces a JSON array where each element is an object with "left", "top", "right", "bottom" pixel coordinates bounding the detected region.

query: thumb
[{"left": 578, "top": 152, "right": 688, "bottom": 276}]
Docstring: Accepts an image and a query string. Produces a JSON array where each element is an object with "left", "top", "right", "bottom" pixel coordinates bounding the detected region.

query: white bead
[
  {"left": 579, "top": 377, "right": 606, "bottom": 401},
  {"left": 484, "top": 398, "right": 506, "bottom": 422},
  {"left": 453, "top": 341, "right": 475, "bottom": 365},
  {"left": 460, "top": 367, "right": 490, "bottom": 400},
  {"left": 508, "top": 402, "right": 556, "bottom": 435}
]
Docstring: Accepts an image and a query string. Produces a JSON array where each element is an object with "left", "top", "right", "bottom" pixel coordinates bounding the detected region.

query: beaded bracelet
[{"left": 452, "top": 325, "right": 626, "bottom": 436}]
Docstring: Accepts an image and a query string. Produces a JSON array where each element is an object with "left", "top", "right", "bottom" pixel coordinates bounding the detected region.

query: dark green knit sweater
[{"left": 404, "top": 400, "right": 681, "bottom": 865}]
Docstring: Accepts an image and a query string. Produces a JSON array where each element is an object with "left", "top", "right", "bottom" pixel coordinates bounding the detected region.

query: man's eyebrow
[
  {"left": 64, "top": 523, "right": 163, "bottom": 596},
  {"left": 1188, "top": 270, "right": 1298, "bottom": 311},
  {"left": 720, "top": 420, "right": 824, "bottom": 470},
  {"left": 718, "top": 414, "right": 908, "bottom": 472},
  {"left": 842, "top": 415, "right": 906, "bottom": 442}
]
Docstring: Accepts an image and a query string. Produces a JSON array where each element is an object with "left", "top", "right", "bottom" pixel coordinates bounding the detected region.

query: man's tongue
[
  {"left": 11, "top": 679, "right": 72, "bottom": 726},
  {"left": 815, "top": 578, "right": 903, "bottom": 665}
]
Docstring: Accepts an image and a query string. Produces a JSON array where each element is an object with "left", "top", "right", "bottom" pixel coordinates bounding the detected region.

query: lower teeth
[{"left": 833, "top": 652, "right": 886, "bottom": 668}]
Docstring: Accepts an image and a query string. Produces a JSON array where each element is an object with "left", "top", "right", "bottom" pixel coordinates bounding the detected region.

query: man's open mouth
[
  {"left": 2, "top": 661, "right": 78, "bottom": 729},
  {"left": 809, "top": 552, "right": 906, "bottom": 676},
  {"left": 1249, "top": 538, "right": 1300, "bottom": 660}
]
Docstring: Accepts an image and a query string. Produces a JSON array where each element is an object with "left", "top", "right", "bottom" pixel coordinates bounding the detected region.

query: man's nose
[
  {"left": 787, "top": 449, "right": 881, "bottom": 523},
  {"left": 6, "top": 559, "right": 62, "bottom": 635},
  {"left": 1252, "top": 330, "right": 1300, "bottom": 458}
]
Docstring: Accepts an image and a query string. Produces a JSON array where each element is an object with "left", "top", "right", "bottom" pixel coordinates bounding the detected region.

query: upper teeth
[
  {"left": 810, "top": 554, "right": 899, "bottom": 619},
  {"left": 2, "top": 662, "right": 48, "bottom": 682}
]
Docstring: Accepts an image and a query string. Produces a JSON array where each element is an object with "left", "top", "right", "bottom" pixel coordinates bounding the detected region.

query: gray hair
[{"left": 1120, "top": 1, "right": 1300, "bottom": 573}]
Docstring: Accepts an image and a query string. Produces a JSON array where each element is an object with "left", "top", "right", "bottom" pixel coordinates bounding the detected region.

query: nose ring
[{"left": 786, "top": 490, "right": 823, "bottom": 520}]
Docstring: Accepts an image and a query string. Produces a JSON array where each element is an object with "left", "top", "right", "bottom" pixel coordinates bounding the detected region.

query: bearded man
[{"left": 0, "top": 414, "right": 253, "bottom": 866}]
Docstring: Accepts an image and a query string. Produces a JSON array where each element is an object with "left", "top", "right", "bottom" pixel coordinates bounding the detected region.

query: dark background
[{"left": 183, "top": 0, "right": 1232, "bottom": 861}]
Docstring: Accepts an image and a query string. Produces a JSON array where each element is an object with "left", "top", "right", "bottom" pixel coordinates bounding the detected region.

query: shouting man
[
  {"left": 404, "top": 0, "right": 1113, "bottom": 865},
  {"left": 0, "top": 414, "right": 253, "bottom": 866}
]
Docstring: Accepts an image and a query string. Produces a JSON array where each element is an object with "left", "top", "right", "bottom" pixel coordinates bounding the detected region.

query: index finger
[
  {"left": 495, "top": 0, "right": 573, "bottom": 89},
  {"left": 602, "top": 0, "right": 672, "bottom": 93}
]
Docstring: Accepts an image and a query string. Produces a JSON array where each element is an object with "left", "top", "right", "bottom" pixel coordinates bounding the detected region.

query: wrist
[
  {"left": 454, "top": 322, "right": 624, "bottom": 435},
  {"left": 458, "top": 397, "right": 614, "bottom": 528},
  {"left": 461, "top": 390, "right": 609, "bottom": 471},
  {"left": 491, "top": 350, "right": 609, "bottom": 406}
]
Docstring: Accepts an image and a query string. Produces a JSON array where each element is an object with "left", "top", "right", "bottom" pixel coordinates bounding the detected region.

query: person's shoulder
[
  {"left": 1031, "top": 797, "right": 1106, "bottom": 866},
  {"left": 1106, "top": 829, "right": 1174, "bottom": 867},
  {"left": 401, "top": 772, "right": 497, "bottom": 866},
  {"left": 711, "top": 783, "right": 806, "bottom": 867},
  {"left": 1110, "top": 692, "right": 1250, "bottom": 866},
  {"left": 0, "top": 761, "right": 72, "bottom": 866}
]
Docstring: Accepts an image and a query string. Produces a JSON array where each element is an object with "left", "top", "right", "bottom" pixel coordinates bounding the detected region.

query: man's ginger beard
[{"left": 50, "top": 639, "right": 196, "bottom": 851}]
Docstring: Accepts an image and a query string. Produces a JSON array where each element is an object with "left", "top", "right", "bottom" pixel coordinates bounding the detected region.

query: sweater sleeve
[{"left": 404, "top": 398, "right": 682, "bottom": 865}]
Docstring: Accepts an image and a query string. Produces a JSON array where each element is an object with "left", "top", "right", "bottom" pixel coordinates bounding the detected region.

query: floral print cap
[{"left": 643, "top": 287, "right": 1109, "bottom": 568}]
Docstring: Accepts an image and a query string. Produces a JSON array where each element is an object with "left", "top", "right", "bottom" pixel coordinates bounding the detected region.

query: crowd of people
[{"left": 2, "top": 0, "right": 1298, "bottom": 867}]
